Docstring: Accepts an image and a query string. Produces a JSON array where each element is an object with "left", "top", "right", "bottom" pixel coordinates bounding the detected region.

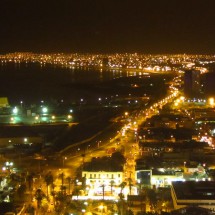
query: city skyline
[{"left": 1, "top": 0, "right": 215, "bottom": 54}]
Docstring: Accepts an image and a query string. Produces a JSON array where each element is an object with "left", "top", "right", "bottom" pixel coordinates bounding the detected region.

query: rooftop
[{"left": 172, "top": 181, "right": 215, "bottom": 200}]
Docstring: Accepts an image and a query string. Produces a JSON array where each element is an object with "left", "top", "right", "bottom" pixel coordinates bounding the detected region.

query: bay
[{"left": 0, "top": 62, "right": 129, "bottom": 105}]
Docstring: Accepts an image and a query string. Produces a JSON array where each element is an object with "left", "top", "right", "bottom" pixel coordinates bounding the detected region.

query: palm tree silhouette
[
  {"left": 44, "top": 171, "right": 53, "bottom": 197},
  {"left": 110, "top": 180, "right": 115, "bottom": 195}
]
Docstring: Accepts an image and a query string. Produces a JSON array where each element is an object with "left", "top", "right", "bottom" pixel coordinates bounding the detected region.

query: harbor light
[
  {"left": 42, "top": 107, "right": 48, "bottom": 114},
  {"left": 12, "top": 107, "right": 18, "bottom": 115}
]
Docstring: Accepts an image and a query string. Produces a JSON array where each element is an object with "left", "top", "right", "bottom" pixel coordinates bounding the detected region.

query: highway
[{"left": 55, "top": 79, "right": 180, "bottom": 196}]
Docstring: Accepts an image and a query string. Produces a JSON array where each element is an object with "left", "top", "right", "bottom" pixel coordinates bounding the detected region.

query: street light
[
  {"left": 209, "top": 97, "right": 214, "bottom": 106},
  {"left": 5, "top": 161, "right": 13, "bottom": 167},
  {"left": 67, "top": 115, "right": 72, "bottom": 120},
  {"left": 77, "top": 148, "right": 80, "bottom": 155},
  {"left": 97, "top": 141, "right": 101, "bottom": 148},
  {"left": 42, "top": 107, "right": 48, "bottom": 114},
  {"left": 184, "top": 161, "right": 186, "bottom": 172},
  {"left": 3, "top": 161, "right": 13, "bottom": 172},
  {"left": 99, "top": 204, "right": 104, "bottom": 215},
  {"left": 12, "top": 107, "right": 18, "bottom": 115},
  {"left": 62, "top": 157, "right": 67, "bottom": 168},
  {"left": 86, "top": 145, "right": 90, "bottom": 153}
]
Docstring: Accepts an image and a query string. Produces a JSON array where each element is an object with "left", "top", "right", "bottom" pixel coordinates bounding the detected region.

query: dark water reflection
[{"left": 0, "top": 62, "right": 140, "bottom": 104}]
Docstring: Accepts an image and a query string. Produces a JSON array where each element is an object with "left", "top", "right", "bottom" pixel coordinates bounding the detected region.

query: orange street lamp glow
[{"left": 209, "top": 97, "right": 215, "bottom": 106}]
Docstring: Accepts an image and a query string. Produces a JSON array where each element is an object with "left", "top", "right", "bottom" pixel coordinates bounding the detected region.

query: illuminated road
[{"left": 60, "top": 78, "right": 180, "bottom": 194}]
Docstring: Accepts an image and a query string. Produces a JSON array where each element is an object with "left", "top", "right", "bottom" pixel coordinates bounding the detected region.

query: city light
[
  {"left": 209, "top": 97, "right": 215, "bottom": 106},
  {"left": 12, "top": 107, "right": 18, "bottom": 115},
  {"left": 67, "top": 115, "right": 72, "bottom": 119},
  {"left": 42, "top": 107, "right": 48, "bottom": 114},
  {"left": 1, "top": 52, "right": 215, "bottom": 214}
]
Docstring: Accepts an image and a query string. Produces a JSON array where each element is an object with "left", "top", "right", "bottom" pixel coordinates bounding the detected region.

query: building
[
  {"left": 0, "top": 126, "right": 43, "bottom": 147},
  {"left": 82, "top": 170, "right": 124, "bottom": 198},
  {"left": 127, "top": 195, "right": 146, "bottom": 214},
  {"left": 171, "top": 206, "right": 213, "bottom": 215},
  {"left": 202, "top": 71, "right": 215, "bottom": 97},
  {"left": 184, "top": 70, "right": 201, "bottom": 98},
  {"left": 0, "top": 97, "right": 9, "bottom": 108},
  {"left": 136, "top": 169, "right": 184, "bottom": 188},
  {"left": 171, "top": 181, "right": 215, "bottom": 211}
]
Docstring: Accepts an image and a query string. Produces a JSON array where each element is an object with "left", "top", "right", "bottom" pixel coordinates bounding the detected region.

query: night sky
[{"left": 1, "top": 0, "right": 215, "bottom": 54}]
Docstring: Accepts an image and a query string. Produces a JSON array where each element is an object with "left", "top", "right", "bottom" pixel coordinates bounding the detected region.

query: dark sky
[{"left": 1, "top": 0, "right": 215, "bottom": 54}]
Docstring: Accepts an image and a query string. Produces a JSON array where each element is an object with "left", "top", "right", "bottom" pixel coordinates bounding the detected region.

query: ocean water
[
  {"left": 0, "top": 62, "right": 127, "bottom": 104},
  {"left": 0, "top": 62, "right": 171, "bottom": 150}
]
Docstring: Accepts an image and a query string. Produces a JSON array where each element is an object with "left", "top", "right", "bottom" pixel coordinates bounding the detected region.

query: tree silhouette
[
  {"left": 66, "top": 176, "right": 72, "bottom": 195},
  {"left": 119, "top": 182, "right": 127, "bottom": 200},
  {"left": 51, "top": 190, "right": 56, "bottom": 206},
  {"left": 35, "top": 188, "right": 45, "bottom": 209},
  {"left": 111, "top": 151, "right": 126, "bottom": 170},
  {"left": 60, "top": 185, "right": 67, "bottom": 196},
  {"left": 26, "top": 172, "right": 34, "bottom": 191},
  {"left": 55, "top": 191, "right": 67, "bottom": 213},
  {"left": 17, "top": 184, "right": 27, "bottom": 199},
  {"left": 72, "top": 187, "right": 80, "bottom": 200},
  {"left": 110, "top": 180, "right": 115, "bottom": 195},
  {"left": 127, "top": 209, "right": 134, "bottom": 215},
  {"left": 59, "top": 172, "right": 65, "bottom": 186},
  {"left": 146, "top": 188, "right": 157, "bottom": 211},
  {"left": 44, "top": 171, "right": 54, "bottom": 197},
  {"left": 101, "top": 184, "right": 105, "bottom": 200},
  {"left": 128, "top": 178, "right": 133, "bottom": 195}
]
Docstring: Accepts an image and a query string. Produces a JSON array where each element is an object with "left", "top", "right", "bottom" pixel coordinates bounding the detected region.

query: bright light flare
[{"left": 209, "top": 97, "right": 215, "bottom": 106}]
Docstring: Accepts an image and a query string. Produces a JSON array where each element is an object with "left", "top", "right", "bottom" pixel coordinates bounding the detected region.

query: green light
[
  {"left": 12, "top": 107, "right": 18, "bottom": 115},
  {"left": 42, "top": 107, "right": 48, "bottom": 113}
]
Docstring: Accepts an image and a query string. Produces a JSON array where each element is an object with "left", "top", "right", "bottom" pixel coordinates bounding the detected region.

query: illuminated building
[
  {"left": 82, "top": 171, "right": 123, "bottom": 197},
  {"left": 0, "top": 97, "right": 9, "bottom": 108},
  {"left": 184, "top": 69, "right": 201, "bottom": 98},
  {"left": 136, "top": 169, "right": 184, "bottom": 188}
]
